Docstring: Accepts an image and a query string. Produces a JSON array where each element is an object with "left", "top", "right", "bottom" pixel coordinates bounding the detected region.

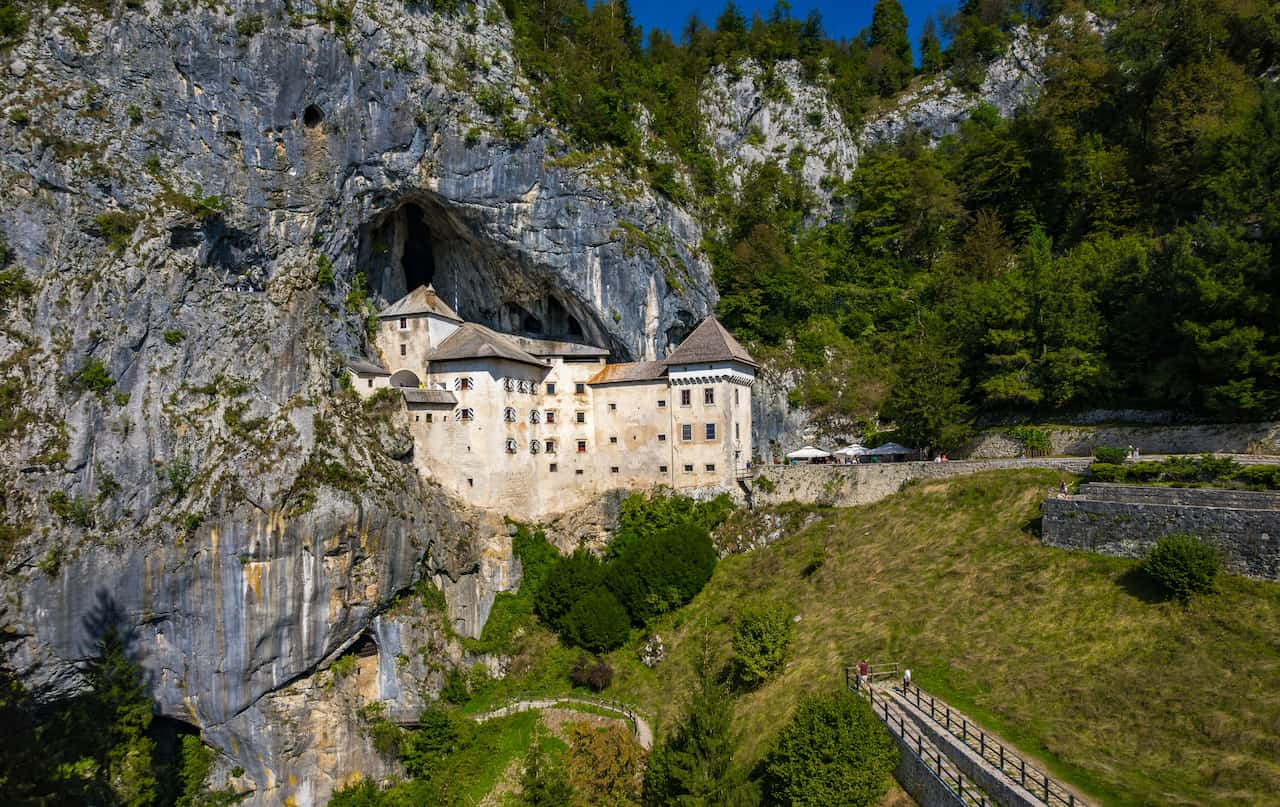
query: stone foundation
[{"left": 1041, "top": 484, "right": 1280, "bottom": 581}]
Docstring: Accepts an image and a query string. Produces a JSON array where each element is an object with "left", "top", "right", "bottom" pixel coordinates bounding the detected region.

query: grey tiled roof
[
  {"left": 427, "top": 323, "right": 548, "bottom": 368},
  {"left": 401, "top": 388, "right": 458, "bottom": 405},
  {"left": 508, "top": 333, "right": 609, "bottom": 358},
  {"left": 347, "top": 359, "right": 390, "bottom": 375},
  {"left": 663, "top": 316, "right": 757, "bottom": 367},
  {"left": 377, "top": 285, "right": 463, "bottom": 322}
]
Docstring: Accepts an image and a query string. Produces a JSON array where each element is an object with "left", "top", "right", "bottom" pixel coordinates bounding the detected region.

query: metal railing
[
  {"left": 862, "top": 684, "right": 990, "bottom": 807},
  {"left": 899, "top": 682, "right": 1083, "bottom": 807},
  {"left": 845, "top": 661, "right": 900, "bottom": 689}
]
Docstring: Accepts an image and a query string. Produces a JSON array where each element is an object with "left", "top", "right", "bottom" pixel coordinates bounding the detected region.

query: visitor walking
[
  {"left": 858, "top": 659, "right": 870, "bottom": 688},
  {"left": 903, "top": 667, "right": 912, "bottom": 692}
]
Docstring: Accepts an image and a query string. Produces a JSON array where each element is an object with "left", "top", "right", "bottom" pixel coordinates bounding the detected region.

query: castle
[{"left": 348, "top": 286, "right": 757, "bottom": 519}]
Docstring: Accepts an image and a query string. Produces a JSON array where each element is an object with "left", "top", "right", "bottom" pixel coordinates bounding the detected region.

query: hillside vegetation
[
  {"left": 479, "top": 470, "right": 1280, "bottom": 806},
  {"left": 501, "top": 0, "right": 1280, "bottom": 441}
]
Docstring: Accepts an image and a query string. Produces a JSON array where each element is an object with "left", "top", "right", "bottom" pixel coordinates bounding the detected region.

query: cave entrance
[{"left": 400, "top": 203, "right": 436, "bottom": 292}]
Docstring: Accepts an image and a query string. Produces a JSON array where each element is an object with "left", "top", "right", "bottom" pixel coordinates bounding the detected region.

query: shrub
[
  {"left": 569, "top": 655, "right": 614, "bottom": 692},
  {"left": 317, "top": 255, "right": 335, "bottom": 287},
  {"left": 163, "top": 329, "right": 185, "bottom": 346},
  {"left": 1008, "top": 426, "right": 1051, "bottom": 456},
  {"left": 0, "top": 266, "right": 34, "bottom": 304},
  {"left": 762, "top": 691, "right": 898, "bottom": 806},
  {"left": 562, "top": 588, "right": 630, "bottom": 653},
  {"left": 74, "top": 357, "right": 114, "bottom": 393},
  {"left": 1140, "top": 533, "right": 1221, "bottom": 603},
  {"left": 534, "top": 549, "right": 605, "bottom": 633},
  {"left": 732, "top": 603, "right": 794, "bottom": 689},
  {"left": 440, "top": 666, "right": 469, "bottom": 705},
  {"left": 1088, "top": 462, "right": 1125, "bottom": 483},
  {"left": 330, "top": 654, "right": 357, "bottom": 677},
  {"left": 1092, "top": 446, "right": 1128, "bottom": 464},
  {"left": 606, "top": 522, "right": 717, "bottom": 625},
  {"left": 49, "top": 491, "right": 95, "bottom": 527},
  {"left": 94, "top": 210, "right": 141, "bottom": 254}
]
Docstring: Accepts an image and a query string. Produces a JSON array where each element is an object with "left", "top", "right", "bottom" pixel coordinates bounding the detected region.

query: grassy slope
[{"left": 487, "top": 470, "right": 1280, "bottom": 806}]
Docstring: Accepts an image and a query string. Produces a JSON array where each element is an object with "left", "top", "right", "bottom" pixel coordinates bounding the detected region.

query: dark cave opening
[
  {"left": 400, "top": 202, "right": 436, "bottom": 292},
  {"left": 349, "top": 631, "right": 379, "bottom": 658},
  {"left": 303, "top": 104, "right": 324, "bottom": 128}
]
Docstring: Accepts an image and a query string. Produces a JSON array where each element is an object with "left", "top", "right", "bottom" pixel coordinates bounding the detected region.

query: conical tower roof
[{"left": 662, "top": 316, "right": 757, "bottom": 367}]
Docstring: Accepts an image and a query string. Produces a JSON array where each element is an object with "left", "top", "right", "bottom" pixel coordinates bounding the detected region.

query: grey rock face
[{"left": 0, "top": 0, "right": 714, "bottom": 803}]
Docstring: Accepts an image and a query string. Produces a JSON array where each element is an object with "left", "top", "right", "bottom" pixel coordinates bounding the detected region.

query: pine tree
[{"left": 920, "top": 17, "right": 943, "bottom": 73}]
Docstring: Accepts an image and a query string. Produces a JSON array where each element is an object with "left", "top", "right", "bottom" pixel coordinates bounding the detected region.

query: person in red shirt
[{"left": 858, "top": 659, "right": 870, "bottom": 687}]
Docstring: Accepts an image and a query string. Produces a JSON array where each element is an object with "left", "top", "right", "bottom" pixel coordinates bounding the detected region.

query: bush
[
  {"left": 731, "top": 603, "right": 794, "bottom": 689},
  {"left": 569, "top": 656, "right": 614, "bottom": 692},
  {"left": 74, "top": 357, "right": 114, "bottom": 393},
  {"left": 1140, "top": 533, "right": 1221, "bottom": 603},
  {"left": 440, "top": 667, "right": 469, "bottom": 705},
  {"left": 762, "top": 691, "right": 898, "bottom": 806},
  {"left": 1087, "top": 462, "right": 1125, "bottom": 483},
  {"left": 94, "top": 210, "right": 141, "bottom": 254},
  {"left": 606, "top": 522, "right": 717, "bottom": 625},
  {"left": 562, "top": 588, "right": 630, "bottom": 653},
  {"left": 163, "top": 329, "right": 185, "bottom": 346},
  {"left": 317, "top": 255, "right": 335, "bottom": 287},
  {"left": 534, "top": 549, "right": 605, "bottom": 633},
  {"left": 607, "top": 492, "right": 733, "bottom": 560},
  {"left": 1092, "top": 446, "right": 1128, "bottom": 464}
]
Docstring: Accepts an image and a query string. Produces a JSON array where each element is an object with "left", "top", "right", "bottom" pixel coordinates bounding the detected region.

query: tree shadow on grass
[{"left": 1117, "top": 567, "right": 1169, "bottom": 604}]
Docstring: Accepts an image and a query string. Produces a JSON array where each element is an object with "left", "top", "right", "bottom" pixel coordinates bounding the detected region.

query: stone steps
[
  {"left": 861, "top": 685, "right": 993, "bottom": 807},
  {"left": 882, "top": 684, "right": 1086, "bottom": 807}
]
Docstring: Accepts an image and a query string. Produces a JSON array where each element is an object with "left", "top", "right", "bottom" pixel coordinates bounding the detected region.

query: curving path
[{"left": 470, "top": 696, "right": 653, "bottom": 750}]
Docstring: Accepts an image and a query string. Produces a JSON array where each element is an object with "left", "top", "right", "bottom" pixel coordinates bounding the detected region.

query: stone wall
[
  {"left": 1042, "top": 484, "right": 1280, "bottom": 581},
  {"left": 890, "top": 732, "right": 966, "bottom": 807},
  {"left": 750, "top": 459, "right": 1090, "bottom": 509},
  {"left": 964, "top": 422, "right": 1280, "bottom": 459}
]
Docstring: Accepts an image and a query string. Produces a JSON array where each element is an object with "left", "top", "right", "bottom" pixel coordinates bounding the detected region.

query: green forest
[{"left": 500, "top": 0, "right": 1280, "bottom": 448}]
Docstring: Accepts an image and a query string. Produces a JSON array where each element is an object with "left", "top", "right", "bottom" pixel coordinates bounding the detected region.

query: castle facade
[{"left": 348, "top": 286, "right": 756, "bottom": 519}]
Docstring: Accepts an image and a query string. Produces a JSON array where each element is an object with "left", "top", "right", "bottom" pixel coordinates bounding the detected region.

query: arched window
[
  {"left": 504, "top": 378, "right": 515, "bottom": 392},
  {"left": 454, "top": 377, "right": 474, "bottom": 391},
  {"left": 529, "top": 410, "right": 541, "bottom": 424},
  {"left": 505, "top": 438, "right": 518, "bottom": 454},
  {"left": 456, "top": 408, "right": 475, "bottom": 421},
  {"left": 503, "top": 407, "right": 517, "bottom": 422},
  {"left": 517, "top": 379, "right": 529, "bottom": 394},
  {"left": 530, "top": 440, "right": 541, "bottom": 454}
]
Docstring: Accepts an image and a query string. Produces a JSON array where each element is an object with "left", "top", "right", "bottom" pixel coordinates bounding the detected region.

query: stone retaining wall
[
  {"left": 1042, "top": 485, "right": 1280, "bottom": 581},
  {"left": 964, "top": 422, "right": 1280, "bottom": 459},
  {"left": 891, "top": 732, "right": 966, "bottom": 807},
  {"left": 751, "top": 459, "right": 1088, "bottom": 509}
]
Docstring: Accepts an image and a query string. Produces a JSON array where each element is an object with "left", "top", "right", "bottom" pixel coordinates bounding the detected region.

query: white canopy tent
[
  {"left": 868, "top": 442, "right": 912, "bottom": 456},
  {"left": 785, "top": 445, "right": 832, "bottom": 461},
  {"left": 834, "top": 445, "right": 868, "bottom": 456}
]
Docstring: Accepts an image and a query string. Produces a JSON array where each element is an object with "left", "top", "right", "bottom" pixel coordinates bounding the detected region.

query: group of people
[{"left": 931, "top": 454, "right": 951, "bottom": 463}]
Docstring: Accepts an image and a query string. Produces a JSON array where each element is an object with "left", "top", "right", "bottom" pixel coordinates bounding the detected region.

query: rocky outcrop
[{"left": 0, "top": 0, "right": 717, "bottom": 803}]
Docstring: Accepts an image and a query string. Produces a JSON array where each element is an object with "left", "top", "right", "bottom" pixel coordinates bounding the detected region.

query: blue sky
[{"left": 628, "top": 0, "right": 955, "bottom": 61}]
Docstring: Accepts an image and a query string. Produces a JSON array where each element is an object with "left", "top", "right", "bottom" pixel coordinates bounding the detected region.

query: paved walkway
[{"left": 470, "top": 696, "right": 653, "bottom": 750}]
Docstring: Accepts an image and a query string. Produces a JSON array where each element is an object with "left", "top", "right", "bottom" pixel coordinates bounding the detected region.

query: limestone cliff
[{"left": 0, "top": 0, "right": 711, "bottom": 802}]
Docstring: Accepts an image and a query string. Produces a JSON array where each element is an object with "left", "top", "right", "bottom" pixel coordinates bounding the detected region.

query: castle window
[
  {"left": 399, "top": 317, "right": 407, "bottom": 330},
  {"left": 425, "top": 413, "right": 433, "bottom": 423},
  {"left": 504, "top": 378, "right": 515, "bottom": 392},
  {"left": 681, "top": 424, "right": 692, "bottom": 441},
  {"left": 399, "top": 344, "right": 407, "bottom": 356},
  {"left": 658, "top": 399, "right": 667, "bottom": 408},
  {"left": 577, "top": 440, "right": 587, "bottom": 453},
  {"left": 610, "top": 466, "right": 619, "bottom": 474},
  {"left": 546, "top": 410, "right": 557, "bottom": 424},
  {"left": 414, "top": 415, "right": 419, "bottom": 422},
  {"left": 659, "top": 465, "right": 668, "bottom": 473},
  {"left": 575, "top": 382, "right": 586, "bottom": 394},
  {"left": 455, "top": 377, "right": 473, "bottom": 391},
  {"left": 575, "top": 469, "right": 584, "bottom": 475},
  {"left": 530, "top": 440, "right": 541, "bottom": 454},
  {"left": 505, "top": 439, "right": 518, "bottom": 454},
  {"left": 546, "top": 382, "right": 556, "bottom": 394},
  {"left": 545, "top": 439, "right": 556, "bottom": 453},
  {"left": 734, "top": 388, "right": 739, "bottom": 404},
  {"left": 467, "top": 477, "right": 473, "bottom": 487},
  {"left": 680, "top": 389, "right": 691, "bottom": 406},
  {"left": 367, "top": 379, "right": 373, "bottom": 388},
  {"left": 456, "top": 408, "right": 474, "bottom": 421},
  {"left": 518, "top": 379, "right": 529, "bottom": 394},
  {"left": 608, "top": 402, "right": 617, "bottom": 411},
  {"left": 735, "top": 423, "right": 740, "bottom": 440},
  {"left": 683, "top": 464, "right": 693, "bottom": 473},
  {"left": 530, "top": 410, "right": 541, "bottom": 424},
  {"left": 609, "top": 436, "right": 618, "bottom": 444},
  {"left": 704, "top": 388, "right": 714, "bottom": 405},
  {"left": 549, "top": 463, "right": 558, "bottom": 472},
  {"left": 705, "top": 423, "right": 717, "bottom": 440},
  {"left": 504, "top": 407, "right": 517, "bottom": 422},
  {"left": 705, "top": 463, "right": 716, "bottom": 472},
  {"left": 575, "top": 411, "right": 586, "bottom": 424},
  {"left": 658, "top": 433, "right": 667, "bottom": 442}
]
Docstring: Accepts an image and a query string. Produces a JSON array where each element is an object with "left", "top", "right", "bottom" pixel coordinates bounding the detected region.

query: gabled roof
[
  {"left": 508, "top": 333, "right": 609, "bottom": 358},
  {"left": 402, "top": 388, "right": 458, "bottom": 406},
  {"left": 588, "top": 361, "right": 668, "bottom": 385},
  {"left": 346, "top": 359, "right": 390, "bottom": 376},
  {"left": 662, "top": 316, "right": 757, "bottom": 368},
  {"left": 377, "top": 285, "right": 463, "bottom": 322},
  {"left": 427, "top": 323, "right": 548, "bottom": 368}
]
